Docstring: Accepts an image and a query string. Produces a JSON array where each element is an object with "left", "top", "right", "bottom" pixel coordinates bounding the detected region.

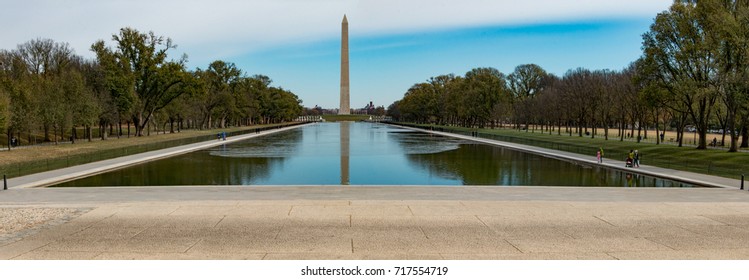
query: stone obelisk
[{"left": 339, "top": 15, "right": 350, "bottom": 115}]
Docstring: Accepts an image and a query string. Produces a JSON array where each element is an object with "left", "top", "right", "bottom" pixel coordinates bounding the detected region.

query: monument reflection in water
[
  {"left": 53, "top": 122, "right": 695, "bottom": 187},
  {"left": 340, "top": 121, "right": 350, "bottom": 185}
]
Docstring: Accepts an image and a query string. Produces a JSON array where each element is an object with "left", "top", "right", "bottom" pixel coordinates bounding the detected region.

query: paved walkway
[{"left": 2, "top": 123, "right": 749, "bottom": 260}]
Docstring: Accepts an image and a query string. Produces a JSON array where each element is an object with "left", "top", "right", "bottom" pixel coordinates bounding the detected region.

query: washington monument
[{"left": 339, "top": 14, "right": 350, "bottom": 115}]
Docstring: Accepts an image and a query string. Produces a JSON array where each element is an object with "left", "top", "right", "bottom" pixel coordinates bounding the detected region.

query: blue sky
[
  {"left": 0, "top": 0, "right": 672, "bottom": 109},
  {"left": 244, "top": 19, "right": 655, "bottom": 109}
]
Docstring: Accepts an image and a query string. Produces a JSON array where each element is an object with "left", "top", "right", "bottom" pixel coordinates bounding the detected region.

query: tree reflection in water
[
  {"left": 390, "top": 130, "right": 693, "bottom": 187},
  {"left": 56, "top": 129, "right": 303, "bottom": 187}
]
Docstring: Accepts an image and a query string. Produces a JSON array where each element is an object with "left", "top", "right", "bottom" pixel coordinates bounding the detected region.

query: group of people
[{"left": 595, "top": 147, "right": 640, "bottom": 168}]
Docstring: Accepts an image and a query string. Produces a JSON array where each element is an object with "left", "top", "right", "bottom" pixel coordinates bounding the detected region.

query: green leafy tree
[
  {"left": 699, "top": 0, "right": 749, "bottom": 152},
  {"left": 269, "top": 87, "right": 303, "bottom": 122},
  {"left": 15, "top": 39, "right": 79, "bottom": 142},
  {"left": 427, "top": 74, "right": 458, "bottom": 125},
  {"left": 79, "top": 59, "right": 118, "bottom": 139},
  {"left": 92, "top": 27, "right": 191, "bottom": 136},
  {"left": 400, "top": 83, "right": 438, "bottom": 123},
  {"left": 387, "top": 100, "right": 401, "bottom": 120},
  {"left": 0, "top": 52, "right": 10, "bottom": 148},
  {"left": 233, "top": 76, "right": 261, "bottom": 126},
  {"left": 193, "top": 60, "right": 242, "bottom": 129},
  {"left": 642, "top": 1, "right": 719, "bottom": 149},
  {"left": 463, "top": 67, "right": 508, "bottom": 128},
  {"left": 0, "top": 83, "right": 9, "bottom": 149},
  {"left": 91, "top": 39, "right": 135, "bottom": 138},
  {"left": 250, "top": 75, "right": 273, "bottom": 124},
  {"left": 65, "top": 66, "right": 101, "bottom": 142}
]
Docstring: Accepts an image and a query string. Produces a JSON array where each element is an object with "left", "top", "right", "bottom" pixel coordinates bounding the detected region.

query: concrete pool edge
[
  {"left": 2, "top": 185, "right": 748, "bottom": 205},
  {"left": 387, "top": 123, "right": 744, "bottom": 189}
]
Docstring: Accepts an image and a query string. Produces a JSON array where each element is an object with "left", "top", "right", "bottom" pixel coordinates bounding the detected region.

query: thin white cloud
[{"left": 0, "top": 0, "right": 671, "bottom": 62}]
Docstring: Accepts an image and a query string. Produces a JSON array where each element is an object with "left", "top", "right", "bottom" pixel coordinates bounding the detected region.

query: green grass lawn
[
  {"left": 399, "top": 123, "right": 749, "bottom": 180},
  {"left": 321, "top": 114, "right": 371, "bottom": 122}
]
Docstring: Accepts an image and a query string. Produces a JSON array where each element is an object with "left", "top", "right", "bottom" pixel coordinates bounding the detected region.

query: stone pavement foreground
[{"left": 2, "top": 186, "right": 749, "bottom": 260}]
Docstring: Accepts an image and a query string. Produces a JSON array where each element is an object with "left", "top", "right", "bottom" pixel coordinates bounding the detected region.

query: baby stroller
[{"left": 625, "top": 157, "right": 633, "bottom": 167}]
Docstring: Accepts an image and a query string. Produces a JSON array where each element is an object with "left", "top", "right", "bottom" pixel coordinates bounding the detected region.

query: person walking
[
  {"left": 626, "top": 150, "right": 634, "bottom": 167},
  {"left": 634, "top": 150, "right": 640, "bottom": 168},
  {"left": 598, "top": 147, "right": 604, "bottom": 163}
]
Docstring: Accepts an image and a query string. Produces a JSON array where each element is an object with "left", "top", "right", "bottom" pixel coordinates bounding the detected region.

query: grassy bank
[
  {"left": 321, "top": 114, "right": 371, "bottom": 122},
  {"left": 395, "top": 122, "right": 749, "bottom": 180},
  {"left": 0, "top": 123, "right": 302, "bottom": 179}
]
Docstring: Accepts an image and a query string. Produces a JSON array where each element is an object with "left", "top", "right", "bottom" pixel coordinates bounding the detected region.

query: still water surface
[{"left": 54, "top": 122, "right": 694, "bottom": 187}]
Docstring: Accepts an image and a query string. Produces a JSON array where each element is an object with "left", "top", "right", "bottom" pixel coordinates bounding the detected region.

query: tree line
[
  {"left": 388, "top": 0, "right": 749, "bottom": 152},
  {"left": 0, "top": 27, "right": 303, "bottom": 148},
  {"left": 386, "top": 66, "right": 649, "bottom": 142}
]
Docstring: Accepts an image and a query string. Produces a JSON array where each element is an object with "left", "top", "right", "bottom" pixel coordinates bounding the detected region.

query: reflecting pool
[{"left": 54, "top": 122, "right": 696, "bottom": 187}]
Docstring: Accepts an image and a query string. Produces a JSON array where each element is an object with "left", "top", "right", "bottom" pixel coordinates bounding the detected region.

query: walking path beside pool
[{"left": 1, "top": 122, "right": 749, "bottom": 260}]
